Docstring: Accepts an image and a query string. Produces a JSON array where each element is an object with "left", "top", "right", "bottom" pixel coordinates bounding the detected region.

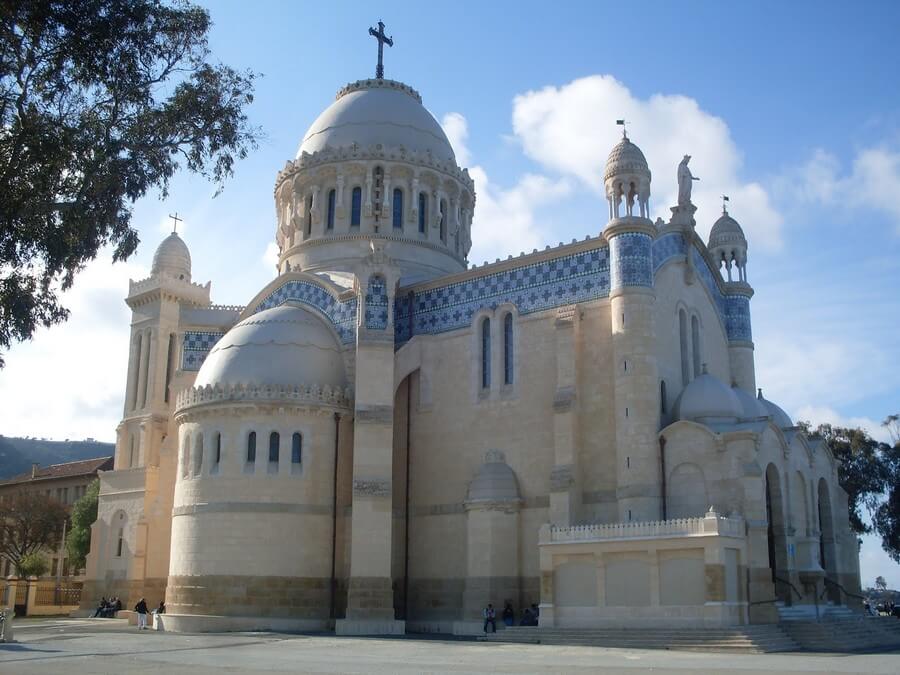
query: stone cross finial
[{"left": 368, "top": 20, "right": 393, "bottom": 79}]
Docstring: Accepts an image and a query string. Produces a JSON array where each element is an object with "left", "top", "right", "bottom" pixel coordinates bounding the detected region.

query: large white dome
[
  {"left": 193, "top": 305, "right": 345, "bottom": 389},
  {"left": 673, "top": 371, "right": 743, "bottom": 425},
  {"left": 296, "top": 79, "right": 455, "bottom": 163}
]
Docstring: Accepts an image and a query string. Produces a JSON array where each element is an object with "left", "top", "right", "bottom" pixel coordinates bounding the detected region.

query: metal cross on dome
[
  {"left": 168, "top": 212, "right": 182, "bottom": 234},
  {"left": 368, "top": 20, "right": 393, "bottom": 79}
]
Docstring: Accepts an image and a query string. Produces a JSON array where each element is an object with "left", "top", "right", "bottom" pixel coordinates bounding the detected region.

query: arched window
[
  {"left": 439, "top": 199, "right": 447, "bottom": 242},
  {"left": 503, "top": 312, "right": 514, "bottom": 385},
  {"left": 269, "top": 431, "right": 280, "bottom": 464},
  {"left": 194, "top": 434, "right": 203, "bottom": 476},
  {"left": 691, "top": 315, "right": 701, "bottom": 378},
  {"left": 291, "top": 432, "right": 302, "bottom": 464},
  {"left": 305, "top": 195, "right": 313, "bottom": 236},
  {"left": 481, "top": 317, "right": 491, "bottom": 390},
  {"left": 418, "top": 192, "right": 427, "bottom": 233},
  {"left": 182, "top": 435, "right": 190, "bottom": 479},
  {"left": 213, "top": 432, "right": 221, "bottom": 472},
  {"left": 351, "top": 187, "right": 362, "bottom": 226},
  {"left": 679, "top": 309, "right": 689, "bottom": 386},
  {"left": 326, "top": 189, "right": 336, "bottom": 230},
  {"left": 164, "top": 332, "right": 175, "bottom": 403},
  {"left": 392, "top": 188, "right": 403, "bottom": 229},
  {"left": 246, "top": 431, "right": 256, "bottom": 464},
  {"left": 116, "top": 527, "right": 124, "bottom": 557}
]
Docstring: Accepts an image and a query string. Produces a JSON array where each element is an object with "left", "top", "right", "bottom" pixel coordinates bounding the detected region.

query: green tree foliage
[
  {"left": 0, "top": 0, "right": 260, "bottom": 364},
  {"left": 19, "top": 551, "right": 49, "bottom": 577},
  {"left": 804, "top": 416, "right": 900, "bottom": 563},
  {"left": 66, "top": 478, "right": 99, "bottom": 569},
  {"left": 0, "top": 489, "right": 68, "bottom": 574}
]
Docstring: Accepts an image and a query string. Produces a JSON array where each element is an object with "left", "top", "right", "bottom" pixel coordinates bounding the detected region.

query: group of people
[
  {"left": 91, "top": 596, "right": 122, "bottom": 618},
  {"left": 483, "top": 601, "right": 540, "bottom": 633},
  {"left": 91, "top": 595, "right": 165, "bottom": 629},
  {"left": 864, "top": 599, "right": 900, "bottom": 618}
]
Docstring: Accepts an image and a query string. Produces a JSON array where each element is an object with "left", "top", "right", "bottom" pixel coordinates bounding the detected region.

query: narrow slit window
[
  {"left": 481, "top": 317, "right": 491, "bottom": 390},
  {"left": 194, "top": 434, "right": 203, "bottom": 476},
  {"left": 214, "top": 433, "right": 221, "bottom": 470},
  {"left": 351, "top": 187, "right": 362, "bottom": 226},
  {"left": 269, "top": 431, "right": 280, "bottom": 464},
  {"left": 247, "top": 431, "right": 256, "bottom": 464},
  {"left": 439, "top": 199, "right": 447, "bottom": 242},
  {"left": 292, "top": 432, "right": 302, "bottom": 464},
  {"left": 418, "top": 192, "right": 427, "bottom": 233},
  {"left": 326, "top": 189, "right": 336, "bottom": 230},
  {"left": 503, "top": 312, "right": 514, "bottom": 385},
  {"left": 305, "top": 195, "right": 313, "bottom": 236},
  {"left": 392, "top": 188, "right": 403, "bottom": 229}
]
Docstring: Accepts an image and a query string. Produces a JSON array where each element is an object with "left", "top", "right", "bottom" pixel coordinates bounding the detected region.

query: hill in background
[{"left": 0, "top": 435, "right": 115, "bottom": 480}]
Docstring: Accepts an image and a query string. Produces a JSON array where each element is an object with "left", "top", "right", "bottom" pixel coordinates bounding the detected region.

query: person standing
[
  {"left": 483, "top": 603, "right": 496, "bottom": 633},
  {"left": 502, "top": 601, "right": 514, "bottom": 627},
  {"left": 134, "top": 597, "right": 149, "bottom": 630}
]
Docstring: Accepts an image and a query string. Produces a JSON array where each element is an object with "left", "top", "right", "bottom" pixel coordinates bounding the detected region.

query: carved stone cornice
[{"left": 175, "top": 382, "right": 353, "bottom": 416}]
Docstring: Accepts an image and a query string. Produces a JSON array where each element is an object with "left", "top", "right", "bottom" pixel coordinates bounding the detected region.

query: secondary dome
[
  {"left": 151, "top": 232, "right": 191, "bottom": 281},
  {"left": 297, "top": 79, "right": 455, "bottom": 164},
  {"left": 757, "top": 389, "right": 793, "bottom": 429},
  {"left": 709, "top": 212, "right": 747, "bottom": 250},
  {"left": 732, "top": 385, "right": 768, "bottom": 419},
  {"left": 193, "top": 304, "right": 345, "bottom": 390},
  {"left": 673, "top": 370, "right": 742, "bottom": 424},
  {"left": 603, "top": 135, "right": 651, "bottom": 183}
]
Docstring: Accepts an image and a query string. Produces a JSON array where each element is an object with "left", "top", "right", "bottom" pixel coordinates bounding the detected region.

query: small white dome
[
  {"left": 151, "top": 232, "right": 191, "bottom": 280},
  {"left": 757, "top": 389, "right": 793, "bottom": 428},
  {"left": 297, "top": 79, "right": 456, "bottom": 164},
  {"left": 673, "top": 370, "right": 743, "bottom": 424},
  {"left": 194, "top": 305, "right": 345, "bottom": 389},
  {"left": 708, "top": 212, "right": 747, "bottom": 250},
  {"left": 603, "top": 136, "right": 650, "bottom": 183},
  {"left": 466, "top": 450, "right": 520, "bottom": 503},
  {"left": 732, "top": 386, "right": 768, "bottom": 419}
]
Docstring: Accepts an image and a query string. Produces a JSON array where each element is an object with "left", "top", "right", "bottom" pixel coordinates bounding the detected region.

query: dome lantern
[
  {"left": 708, "top": 202, "right": 748, "bottom": 283},
  {"left": 603, "top": 129, "right": 651, "bottom": 221}
]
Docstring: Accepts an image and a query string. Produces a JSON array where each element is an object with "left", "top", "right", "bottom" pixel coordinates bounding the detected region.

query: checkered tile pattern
[
  {"left": 255, "top": 279, "right": 358, "bottom": 343},
  {"left": 365, "top": 276, "right": 389, "bottom": 330},
  {"left": 690, "top": 248, "right": 753, "bottom": 343},
  {"left": 181, "top": 331, "right": 225, "bottom": 371},
  {"left": 394, "top": 246, "right": 610, "bottom": 344},
  {"left": 610, "top": 232, "right": 653, "bottom": 289},
  {"left": 652, "top": 232, "right": 686, "bottom": 272}
]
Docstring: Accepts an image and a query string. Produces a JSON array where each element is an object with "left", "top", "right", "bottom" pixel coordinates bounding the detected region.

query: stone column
[
  {"left": 605, "top": 218, "right": 661, "bottom": 522},
  {"left": 725, "top": 287, "right": 755, "bottom": 394},
  {"left": 537, "top": 524, "right": 556, "bottom": 627},
  {"left": 336, "top": 174, "right": 346, "bottom": 221},
  {"left": 337, "top": 258, "right": 404, "bottom": 636},
  {"left": 409, "top": 176, "right": 419, "bottom": 225},
  {"left": 143, "top": 328, "right": 158, "bottom": 409},
  {"left": 549, "top": 305, "right": 581, "bottom": 526}
]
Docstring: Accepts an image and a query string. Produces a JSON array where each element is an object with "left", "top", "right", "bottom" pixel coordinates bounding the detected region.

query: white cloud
[
  {"left": 511, "top": 75, "right": 783, "bottom": 249},
  {"left": 793, "top": 405, "right": 891, "bottom": 444},
  {"left": 262, "top": 242, "right": 280, "bottom": 269},
  {"left": 0, "top": 251, "right": 147, "bottom": 441},
  {"left": 442, "top": 112, "right": 573, "bottom": 266},
  {"left": 792, "top": 145, "right": 900, "bottom": 233}
]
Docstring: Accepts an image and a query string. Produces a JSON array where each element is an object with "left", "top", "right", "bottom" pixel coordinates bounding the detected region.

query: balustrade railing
[{"left": 548, "top": 512, "right": 745, "bottom": 543}]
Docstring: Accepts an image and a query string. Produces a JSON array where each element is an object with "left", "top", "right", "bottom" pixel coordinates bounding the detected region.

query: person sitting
[
  {"left": 483, "top": 603, "right": 496, "bottom": 633},
  {"left": 92, "top": 597, "right": 108, "bottom": 618},
  {"left": 502, "top": 601, "right": 514, "bottom": 627},
  {"left": 155, "top": 601, "right": 166, "bottom": 615},
  {"left": 113, "top": 597, "right": 122, "bottom": 614},
  {"left": 519, "top": 607, "right": 535, "bottom": 626}
]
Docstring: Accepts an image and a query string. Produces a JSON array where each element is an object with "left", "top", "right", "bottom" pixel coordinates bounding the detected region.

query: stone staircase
[
  {"left": 779, "top": 616, "right": 900, "bottom": 652},
  {"left": 480, "top": 625, "right": 800, "bottom": 653},
  {"left": 776, "top": 602, "right": 856, "bottom": 621}
]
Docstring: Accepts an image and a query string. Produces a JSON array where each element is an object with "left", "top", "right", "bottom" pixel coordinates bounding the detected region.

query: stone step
[{"left": 779, "top": 618, "right": 900, "bottom": 652}]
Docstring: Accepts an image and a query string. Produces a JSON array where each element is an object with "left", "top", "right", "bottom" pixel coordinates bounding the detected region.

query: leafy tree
[
  {"left": 875, "top": 575, "right": 888, "bottom": 592},
  {"left": 19, "top": 551, "right": 49, "bottom": 577},
  {"left": 805, "top": 417, "right": 900, "bottom": 563},
  {"left": 66, "top": 478, "right": 99, "bottom": 569},
  {"left": 0, "top": 489, "right": 68, "bottom": 575},
  {"left": 0, "top": 0, "right": 260, "bottom": 365}
]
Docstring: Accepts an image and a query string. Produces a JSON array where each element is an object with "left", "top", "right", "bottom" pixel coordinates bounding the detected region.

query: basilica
[{"left": 80, "top": 51, "right": 862, "bottom": 634}]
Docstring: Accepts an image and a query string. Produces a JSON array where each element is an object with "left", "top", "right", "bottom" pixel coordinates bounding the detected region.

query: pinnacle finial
[
  {"left": 721, "top": 194, "right": 730, "bottom": 214},
  {"left": 616, "top": 118, "right": 628, "bottom": 139},
  {"left": 168, "top": 212, "right": 183, "bottom": 234}
]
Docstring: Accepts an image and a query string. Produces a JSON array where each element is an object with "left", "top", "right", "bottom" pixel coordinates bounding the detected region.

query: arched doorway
[
  {"left": 765, "top": 464, "right": 791, "bottom": 604},
  {"left": 817, "top": 479, "right": 839, "bottom": 603}
]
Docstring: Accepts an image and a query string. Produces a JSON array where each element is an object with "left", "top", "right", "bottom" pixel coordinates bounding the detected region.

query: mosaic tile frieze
[
  {"left": 364, "top": 276, "right": 389, "bottom": 330},
  {"left": 691, "top": 248, "right": 752, "bottom": 343},
  {"left": 394, "top": 246, "right": 610, "bottom": 344},
  {"left": 652, "top": 232, "right": 686, "bottom": 272},
  {"left": 181, "top": 331, "right": 226, "bottom": 371},
  {"left": 610, "top": 232, "right": 653, "bottom": 289},
  {"left": 252, "top": 279, "right": 358, "bottom": 344}
]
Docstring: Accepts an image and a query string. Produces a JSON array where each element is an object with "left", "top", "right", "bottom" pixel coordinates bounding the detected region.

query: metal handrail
[
  {"left": 774, "top": 575, "right": 803, "bottom": 600},
  {"left": 821, "top": 576, "right": 865, "bottom": 601}
]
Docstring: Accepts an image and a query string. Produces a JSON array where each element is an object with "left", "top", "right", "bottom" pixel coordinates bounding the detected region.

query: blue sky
[{"left": 1, "top": 1, "right": 898, "bottom": 585}]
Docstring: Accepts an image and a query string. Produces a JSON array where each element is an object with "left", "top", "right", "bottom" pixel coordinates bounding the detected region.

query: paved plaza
[{"left": 1, "top": 618, "right": 898, "bottom": 675}]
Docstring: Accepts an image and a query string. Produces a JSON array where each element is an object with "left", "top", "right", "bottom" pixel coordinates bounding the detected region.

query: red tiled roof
[{"left": 0, "top": 456, "right": 114, "bottom": 486}]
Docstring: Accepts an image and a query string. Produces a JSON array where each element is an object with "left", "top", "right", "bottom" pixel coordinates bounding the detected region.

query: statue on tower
[{"left": 677, "top": 155, "right": 699, "bottom": 205}]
